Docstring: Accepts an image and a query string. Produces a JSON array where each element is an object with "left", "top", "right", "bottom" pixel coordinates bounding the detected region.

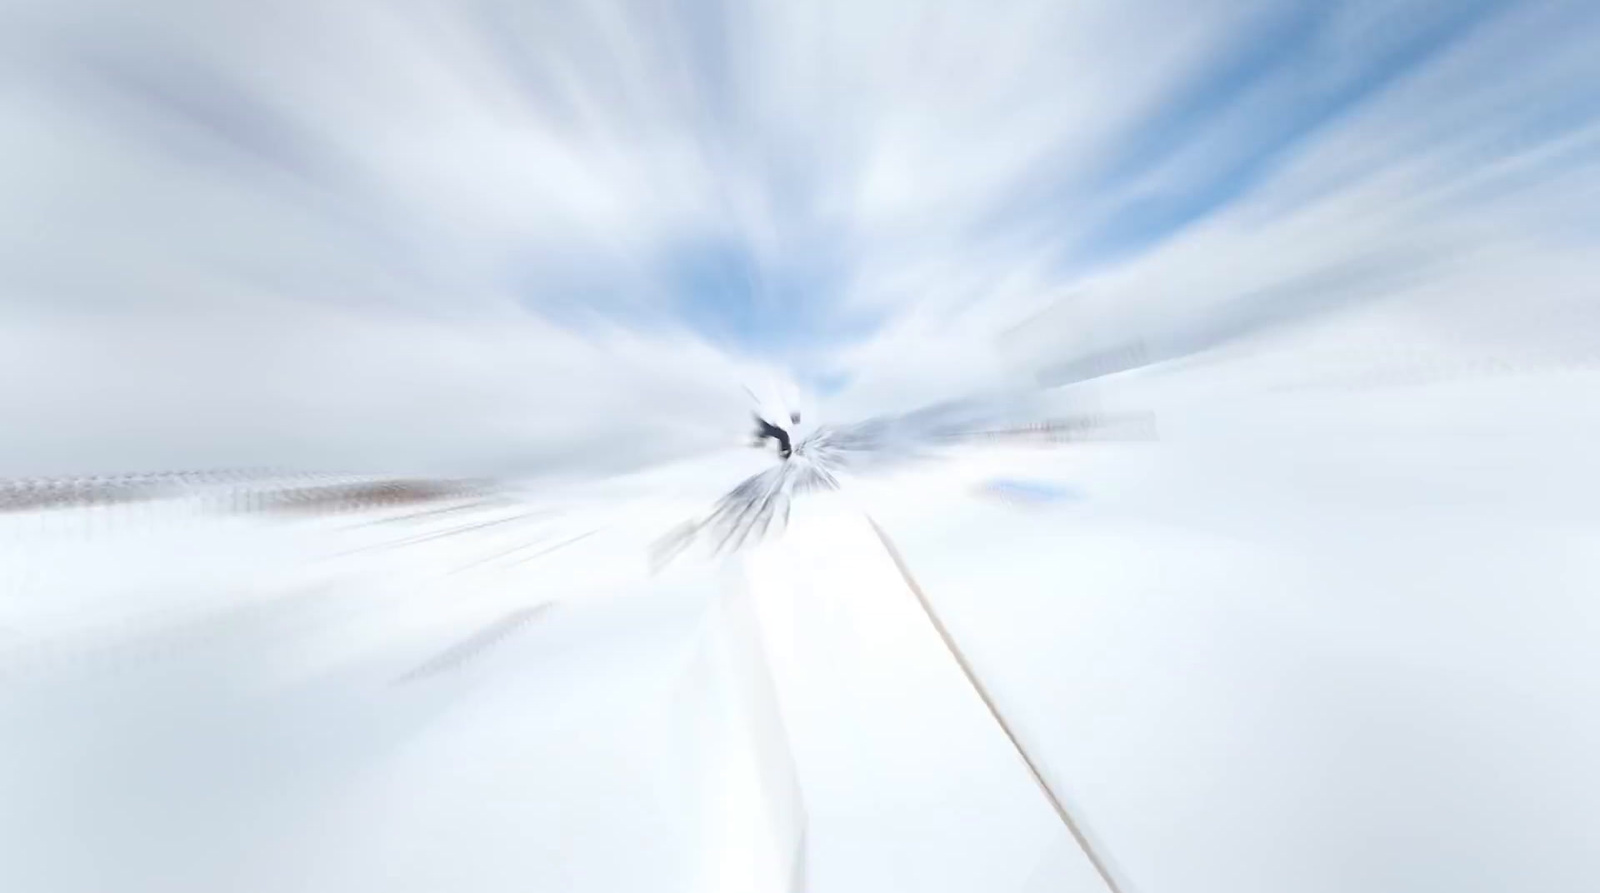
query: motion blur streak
[{"left": 2, "top": 0, "right": 1599, "bottom": 891}]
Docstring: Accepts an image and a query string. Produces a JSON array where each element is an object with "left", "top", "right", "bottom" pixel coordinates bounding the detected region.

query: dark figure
[{"left": 753, "top": 414, "right": 793, "bottom": 459}]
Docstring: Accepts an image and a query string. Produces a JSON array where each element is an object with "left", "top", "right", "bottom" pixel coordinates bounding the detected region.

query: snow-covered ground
[
  {"left": 3, "top": 326, "right": 1599, "bottom": 892},
  {"left": 847, "top": 343, "right": 1600, "bottom": 890}
]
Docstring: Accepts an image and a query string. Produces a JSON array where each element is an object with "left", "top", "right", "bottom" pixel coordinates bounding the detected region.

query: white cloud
[
  {"left": 2, "top": 0, "right": 1598, "bottom": 475},
  {"left": 0, "top": 298, "right": 790, "bottom": 477},
  {"left": 830, "top": 0, "right": 1600, "bottom": 406}
]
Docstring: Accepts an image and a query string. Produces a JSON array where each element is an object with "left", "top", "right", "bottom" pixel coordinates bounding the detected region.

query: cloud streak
[{"left": 2, "top": 0, "right": 1597, "bottom": 474}]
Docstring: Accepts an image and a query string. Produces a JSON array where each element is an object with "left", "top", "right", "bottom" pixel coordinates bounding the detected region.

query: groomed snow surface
[{"left": 4, "top": 339, "right": 1599, "bottom": 892}]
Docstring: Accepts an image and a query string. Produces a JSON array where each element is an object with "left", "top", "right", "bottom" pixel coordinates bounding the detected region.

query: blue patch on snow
[{"left": 982, "top": 479, "right": 1080, "bottom": 503}]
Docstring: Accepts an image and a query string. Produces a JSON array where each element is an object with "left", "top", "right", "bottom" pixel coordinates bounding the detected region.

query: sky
[{"left": 1, "top": 0, "right": 1596, "bottom": 477}]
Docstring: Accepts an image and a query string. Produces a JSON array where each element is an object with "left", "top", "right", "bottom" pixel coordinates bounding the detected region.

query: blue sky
[
  {"left": 1, "top": 0, "right": 1598, "bottom": 472},
  {"left": 542, "top": 0, "right": 1530, "bottom": 356},
  {"left": 1055, "top": 0, "right": 1514, "bottom": 264},
  {"left": 446, "top": 0, "right": 1576, "bottom": 370}
]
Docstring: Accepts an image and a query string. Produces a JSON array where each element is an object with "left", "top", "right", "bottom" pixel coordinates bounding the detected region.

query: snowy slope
[{"left": 3, "top": 326, "right": 1599, "bottom": 893}]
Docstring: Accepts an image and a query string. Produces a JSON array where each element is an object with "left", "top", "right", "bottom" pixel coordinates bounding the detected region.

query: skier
[
  {"left": 751, "top": 412, "right": 797, "bottom": 459},
  {"left": 744, "top": 376, "right": 807, "bottom": 461}
]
